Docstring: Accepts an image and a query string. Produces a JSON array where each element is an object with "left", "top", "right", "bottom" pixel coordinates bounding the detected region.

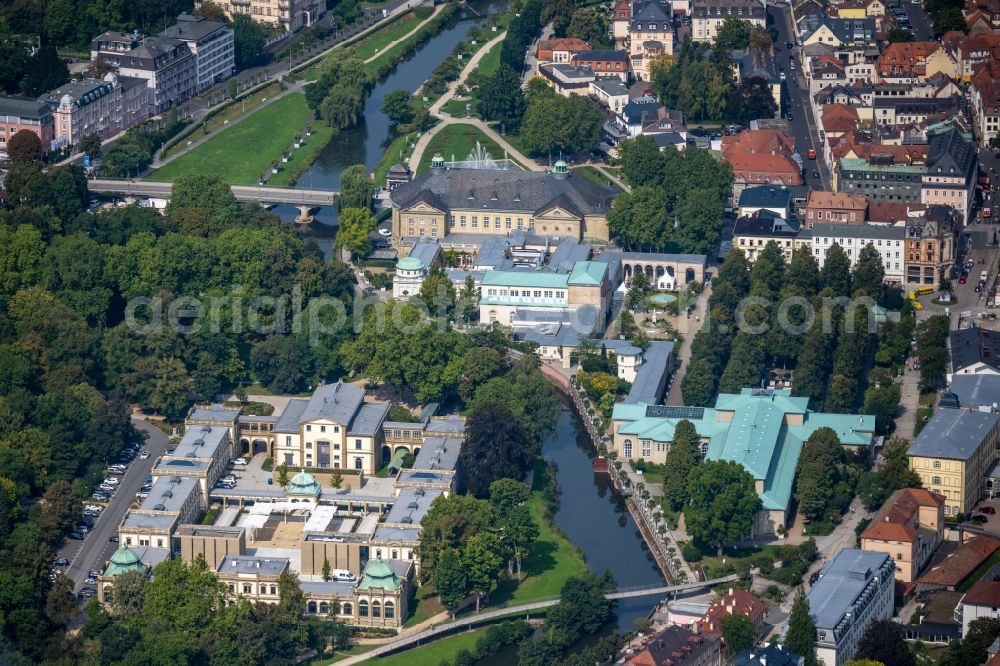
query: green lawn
[
  {"left": 572, "top": 166, "right": 622, "bottom": 191},
  {"left": 418, "top": 124, "right": 525, "bottom": 173},
  {"left": 148, "top": 94, "right": 320, "bottom": 186},
  {"left": 404, "top": 585, "right": 445, "bottom": 628},
  {"left": 368, "top": 629, "right": 486, "bottom": 665},
  {"left": 477, "top": 41, "right": 504, "bottom": 78},
  {"left": 374, "top": 131, "right": 419, "bottom": 186},
  {"left": 440, "top": 98, "right": 479, "bottom": 118},
  {"left": 351, "top": 7, "right": 433, "bottom": 61}
]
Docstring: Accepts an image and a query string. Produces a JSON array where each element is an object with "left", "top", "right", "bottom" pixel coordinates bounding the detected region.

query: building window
[
  {"left": 385, "top": 601, "right": 395, "bottom": 619},
  {"left": 355, "top": 439, "right": 362, "bottom": 450},
  {"left": 623, "top": 439, "right": 633, "bottom": 458},
  {"left": 359, "top": 600, "right": 369, "bottom": 617},
  {"left": 342, "top": 602, "right": 353, "bottom": 615},
  {"left": 354, "top": 457, "right": 363, "bottom": 470},
  {"left": 372, "top": 600, "right": 381, "bottom": 618},
  {"left": 270, "top": 585, "right": 277, "bottom": 595},
  {"left": 306, "top": 425, "right": 311, "bottom": 432},
  {"left": 933, "top": 460, "right": 941, "bottom": 469},
  {"left": 932, "top": 476, "right": 941, "bottom": 484}
]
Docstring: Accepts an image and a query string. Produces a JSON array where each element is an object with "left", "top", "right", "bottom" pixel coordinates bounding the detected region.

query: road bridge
[
  {"left": 336, "top": 575, "right": 739, "bottom": 664},
  {"left": 88, "top": 179, "right": 338, "bottom": 207}
]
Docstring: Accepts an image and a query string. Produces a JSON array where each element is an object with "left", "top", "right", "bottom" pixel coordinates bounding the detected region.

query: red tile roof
[
  {"left": 721, "top": 130, "right": 803, "bottom": 186},
  {"left": 821, "top": 103, "right": 860, "bottom": 134},
  {"left": 699, "top": 588, "right": 766, "bottom": 635},
  {"left": 961, "top": 575, "right": 1000, "bottom": 609},
  {"left": 877, "top": 41, "right": 941, "bottom": 76},
  {"left": 861, "top": 488, "right": 944, "bottom": 543},
  {"left": 868, "top": 201, "right": 925, "bottom": 224},
  {"left": 918, "top": 536, "right": 1000, "bottom": 589}
]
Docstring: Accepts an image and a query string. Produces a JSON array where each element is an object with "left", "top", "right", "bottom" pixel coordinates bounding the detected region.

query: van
[
  {"left": 916, "top": 285, "right": 934, "bottom": 296},
  {"left": 907, "top": 291, "right": 917, "bottom": 301},
  {"left": 332, "top": 570, "right": 357, "bottom": 582},
  {"left": 981, "top": 270, "right": 989, "bottom": 282}
]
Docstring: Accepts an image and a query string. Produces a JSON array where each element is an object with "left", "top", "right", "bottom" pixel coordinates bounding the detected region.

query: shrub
[{"left": 681, "top": 542, "right": 702, "bottom": 562}]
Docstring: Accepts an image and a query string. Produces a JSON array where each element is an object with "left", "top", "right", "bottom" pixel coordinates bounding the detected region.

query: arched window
[
  {"left": 342, "top": 602, "right": 353, "bottom": 616},
  {"left": 372, "top": 600, "right": 381, "bottom": 618},
  {"left": 354, "top": 457, "right": 363, "bottom": 470},
  {"left": 376, "top": 549, "right": 382, "bottom": 559},
  {"left": 319, "top": 601, "right": 329, "bottom": 614},
  {"left": 307, "top": 601, "right": 317, "bottom": 613},
  {"left": 384, "top": 601, "right": 395, "bottom": 619},
  {"left": 359, "top": 600, "right": 369, "bottom": 617}
]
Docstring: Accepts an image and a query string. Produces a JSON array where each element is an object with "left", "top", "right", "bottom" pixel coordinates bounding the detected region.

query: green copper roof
[
  {"left": 396, "top": 257, "right": 423, "bottom": 271},
  {"left": 481, "top": 270, "right": 569, "bottom": 289},
  {"left": 286, "top": 469, "right": 321, "bottom": 496},
  {"left": 839, "top": 158, "right": 926, "bottom": 174},
  {"left": 358, "top": 557, "right": 402, "bottom": 591},
  {"left": 567, "top": 261, "right": 608, "bottom": 286},
  {"left": 104, "top": 546, "right": 145, "bottom": 577}
]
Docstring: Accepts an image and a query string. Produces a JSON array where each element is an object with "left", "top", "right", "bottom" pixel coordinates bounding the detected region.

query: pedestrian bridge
[
  {"left": 343, "top": 574, "right": 739, "bottom": 663},
  {"left": 88, "top": 179, "right": 339, "bottom": 206}
]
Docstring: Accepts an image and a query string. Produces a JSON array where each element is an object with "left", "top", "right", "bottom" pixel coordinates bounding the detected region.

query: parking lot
[{"left": 967, "top": 498, "right": 1000, "bottom": 531}]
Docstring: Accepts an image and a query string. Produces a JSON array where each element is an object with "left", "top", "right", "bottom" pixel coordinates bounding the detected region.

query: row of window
[
  {"left": 484, "top": 288, "right": 567, "bottom": 299},
  {"left": 816, "top": 237, "right": 902, "bottom": 247},
  {"left": 306, "top": 424, "right": 338, "bottom": 433},
  {"left": 229, "top": 583, "right": 279, "bottom": 595},
  {"left": 284, "top": 435, "right": 364, "bottom": 450}
]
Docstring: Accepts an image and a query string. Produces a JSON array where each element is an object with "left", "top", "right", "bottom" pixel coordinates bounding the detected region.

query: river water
[
  {"left": 272, "top": 0, "right": 504, "bottom": 253},
  {"left": 542, "top": 406, "right": 666, "bottom": 631}
]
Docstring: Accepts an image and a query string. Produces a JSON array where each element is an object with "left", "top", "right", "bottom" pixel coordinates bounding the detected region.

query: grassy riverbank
[{"left": 149, "top": 94, "right": 317, "bottom": 185}]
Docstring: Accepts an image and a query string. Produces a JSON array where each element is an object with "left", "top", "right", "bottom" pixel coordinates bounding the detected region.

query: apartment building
[
  {"left": 629, "top": 0, "right": 675, "bottom": 81},
  {"left": 733, "top": 211, "right": 805, "bottom": 263},
  {"left": 721, "top": 129, "right": 804, "bottom": 202},
  {"left": 971, "top": 58, "right": 1000, "bottom": 144},
  {"left": 0, "top": 96, "right": 54, "bottom": 158},
  {"left": 197, "top": 0, "right": 323, "bottom": 32},
  {"left": 907, "top": 409, "right": 1000, "bottom": 515},
  {"left": 904, "top": 205, "right": 957, "bottom": 286},
  {"left": 39, "top": 74, "right": 148, "bottom": 148},
  {"left": 91, "top": 32, "right": 197, "bottom": 113},
  {"left": 807, "top": 549, "right": 895, "bottom": 666},
  {"left": 860, "top": 488, "right": 945, "bottom": 582},
  {"left": 572, "top": 49, "right": 631, "bottom": 81},
  {"left": 159, "top": 13, "right": 235, "bottom": 92},
  {"left": 536, "top": 37, "right": 592, "bottom": 64},
  {"left": 838, "top": 156, "right": 925, "bottom": 204},
  {"left": 692, "top": 0, "right": 765, "bottom": 43},
  {"left": 809, "top": 223, "right": 905, "bottom": 284},
  {"left": 921, "top": 127, "right": 976, "bottom": 223}
]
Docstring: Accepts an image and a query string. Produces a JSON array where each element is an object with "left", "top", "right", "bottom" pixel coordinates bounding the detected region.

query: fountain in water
[{"left": 465, "top": 141, "right": 498, "bottom": 169}]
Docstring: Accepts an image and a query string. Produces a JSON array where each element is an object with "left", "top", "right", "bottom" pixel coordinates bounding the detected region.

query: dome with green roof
[
  {"left": 104, "top": 546, "right": 146, "bottom": 577},
  {"left": 358, "top": 557, "right": 402, "bottom": 591},
  {"left": 285, "top": 469, "right": 321, "bottom": 497},
  {"left": 396, "top": 256, "right": 424, "bottom": 272},
  {"left": 552, "top": 159, "right": 568, "bottom": 175}
]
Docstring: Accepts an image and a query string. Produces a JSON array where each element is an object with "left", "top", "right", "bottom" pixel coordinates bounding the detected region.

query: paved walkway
[
  {"left": 362, "top": 3, "right": 447, "bottom": 66},
  {"left": 409, "top": 32, "right": 544, "bottom": 172},
  {"left": 589, "top": 163, "right": 629, "bottom": 190},
  {"left": 895, "top": 361, "right": 922, "bottom": 439},
  {"left": 665, "top": 280, "right": 713, "bottom": 406}
]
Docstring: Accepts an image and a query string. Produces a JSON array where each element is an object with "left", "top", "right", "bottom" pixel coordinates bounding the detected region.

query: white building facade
[{"left": 809, "top": 223, "right": 905, "bottom": 284}]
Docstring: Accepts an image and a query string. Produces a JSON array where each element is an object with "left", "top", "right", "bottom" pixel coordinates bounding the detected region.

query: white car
[
  {"left": 140, "top": 450, "right": 150, "bottom": 459},
  {"left": 233, "top": 457, "right": 248, "bottom": 466},
  {"left": 378, "top": 228, "right": 392, "bottom": 237}
]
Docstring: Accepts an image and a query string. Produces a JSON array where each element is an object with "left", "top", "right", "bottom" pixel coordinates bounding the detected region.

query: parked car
[
  {"left": 109, "top": 535, "right": 119, "bottom": 543},
  {"left": 981, "top": 506, "right": 996, "bottom": 514},
  {"left": 53, "top": 558, "right": 69, "bottom": 566},
  {"left": 140, "top": 450, "right": 150, "bottom": 459},
  {"left": 85, "top": 576, "right": 98, "bottom": 585},
  {"left": 377, "top": 228, "right": 392, "bottom": 237},
  {"left": 68, "top": 532, "right": 85, "bottom": 540},
  {"left": 233, "top": 457, "right": 248, "bottom": 466},
  {"left": 959, "top": 273, "right": 968, "bottom": 284},
  {"left": 972, "top": 514, "right": 989, "bottom": 523},
  {"left": 79, "top": 588, "right": 96, "bottom": 598}
]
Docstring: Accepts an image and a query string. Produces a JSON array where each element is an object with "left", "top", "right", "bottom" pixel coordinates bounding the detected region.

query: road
[
  {"left": 768, "top": 5, "right": 830, "bottom": 191},
  {"left": 57, "top": 419, "right": 170, "bottom": 596},
  {"left": 901, "top": 0, "right": 934, "bottom": 40},
  {"left": 88, "top": 180, "right": 338, "bottom": 205}
]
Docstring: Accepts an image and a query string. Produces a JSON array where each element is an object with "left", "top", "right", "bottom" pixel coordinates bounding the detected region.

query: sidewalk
[
  {"left": 895, "top": 362, "right": 922, "bottom": 439},
  {"left": 665, "top": 280, "right": 713, "bottom": 406}
]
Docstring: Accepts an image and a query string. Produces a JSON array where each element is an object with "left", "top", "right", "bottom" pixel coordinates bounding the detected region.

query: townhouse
[
  {"left": 733, "top": 210, "right": 805, "bottom": 263},
  {"left": 0, "top": 96, "right": 54, "bottom": 158},
  {"left": 536, "top": 37, "right": 592, "bottom": 64},
  {"left": 721, "top": 129, "right": 804, "bottom": 202},
  {"left": 571, "top": 49, "right": 631, "bottom": 81},
  {"left": 921, "top": 127, "right": 976, "bottom": 222},
  {"left": 905, "top": 204, "right": 958, "bottom": 286},
  {"left": 803, "top": 191, "right": 868, "bottom": 228},
  {"left": 802, "top": 17, "right": 877, "bottom": 49},
  {"left": 971, "top": 58, "right": 1000, "bottom": 144},
  {"left": 195, "top": 0, "right": 323, "bottom": 32},
  {"left": 692, "top": 0, "right": 765, "bottom": 43},
  {"left": 38, "top": 75, "right": 148, "bottom": 149},
  {"left": 629, "top": 0, "right": 675, "bottom": 81}
]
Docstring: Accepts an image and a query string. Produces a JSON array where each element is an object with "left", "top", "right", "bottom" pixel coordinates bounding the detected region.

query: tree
[
  {"left": 165, "top": 173, "right": 240, "bottom": 234},
  {"left": 567, "top": 8, "right": 610, "bottom": 47},
  {"left": 618, "top": 135, "right": 666, "bottom": 187},
  {"left": 787, "top": 249, "right": 821, "bottom": 296},
  {"left": 823, "top": 243, "right": 852, "bottom": 296},
  {"left": 795, "top": 428, "right": 845, "bottom": 522},
  {"left": 685, "top": 460, "right": 761, "bottom": 549},
  {"left": 419, "top": 269, "right": 457, "bottom": 316},
  {"left": 46, "top": 575, "right": 77, "bottom": 626},
  {"left": 460, "top": 401, "right": 533, "bottom": 497},
  {"left": 540, "top": 0, "right": 574, "bottom": 35},
  {"left": 887, "top": 26, "right": 914, "bottom": 42},
  {"left": 229, "top": 77, "right": 238, "bottom": 100},
  {"left": 857, "top": 437, "right": 922, "bottom": 510},
  {"left": 786, "top": 590, "right": 819, "bottom": 666},
  {"left": 857, "top": 619, "right": 915, "bottom": 666},
  {"left": 489, "top": 479, "right": 537, "bottom": 579},
  {"left": 476, "top": 64, "right": 526, "bottom": 131},
  {"left": 939, "top": 618, "right": 1000, "bottom": 666},
  {"left": 7, "top": 130, "right": 42, "bottom": 163},
  {"left": 520, "top": 93, "right": 605, "bottom": 161},
  {"left": 721, "top": 614, "right": 756, "bottom": 653},
  {"left": 715, "top": 16, "right": 753, "bottom": 49},
  {"left": 232, "top": 13, "right": 266, "bottom": 71},
  {"left": 674, "top": 187, "right": 724, "bottom": 254},
  {"left": 853, "top": 244, "right": 885, "bottom": 299},
  {"left": 80, "top": 133, "right": 102, "bottom": 159},
  {"left": 607, "top": 185, "right": 670, "bottom": 250},
  {"left": 932, "top": 7, "right": 965, "bottom": 33},
  {"left": 20, "top": 44, "right": 69, "bottom": 97},
  {"left": 464, "top": 531, "right": 503, "bottom": 611},
  {"left": 718, "top": 332, "right": 765, "bottom": 394},
  {"left": 335, "top": 207, "right": 376, "bottom": 258},
  {"left": 109, "top": 570, "right": 147, "bottom": 621},
  {"left": 337, "top": 164, "right": 375, "bottom": 211},
  {"left": 725, "top": 77, "right": 777, "bottom": 125},
  {"left": 277, "top": 464, "right": 290, "bottom": 488},
  {"left": 681, "top": 356, "right": 720, "bottom": 407},
  {"left": 330, "top": 470, "right": 343, "bottom": 490},
  {"left": 862, "top": 383, "right": 901, "bottom": 436},
  {"left": 321, "top": 558, "right": 332, "bottom": 582},
  {"left": 663, "top": 419, "right": 701, "bottom": 511},
  {"left": 459, "top": 347, "right": 503, "bottom": 402},
  {"left": 381, "top": 88, "right": 414, "bottom": 126},
  {"left": 545, "top": 574, "right": 616, "bottom": 646}
]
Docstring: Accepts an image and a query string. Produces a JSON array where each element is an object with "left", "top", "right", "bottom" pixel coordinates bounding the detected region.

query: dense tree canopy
[{"left": 685, "top": 460, "right": 761, "bottom": 548}]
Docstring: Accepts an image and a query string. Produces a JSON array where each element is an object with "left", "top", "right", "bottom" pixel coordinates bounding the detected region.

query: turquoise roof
[
  {"left": 104, "top": 546, "right": 145, "bottom": 577},
  {"left": 567, "top": 261, "right": 608, "bottom": 286},
  {"left": 286, "top": 469, "right": 321, "bottom": 496},
  {"left": 358, "top": 557, "right": 402, "bottom": 591},
  {"left": 614, "top": 389, "right": 876, "bottom": 512},
  {"left": 839, "top": 158, "right": 926, "bottom": 174},
  {"left": 396, "top": 257, "right": 423, "bottom": 271},
  {"left": 481, "top": 270, "right": 569, "bottom": 289}
]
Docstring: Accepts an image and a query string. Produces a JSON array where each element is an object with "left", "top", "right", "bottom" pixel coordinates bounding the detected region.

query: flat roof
[
  {"left": 382, "top": 487, "right": 443, "bottom": 526},
  {"left": 300, "top": 580, "right": 357, "bottom": 596},
  {"left": 175, "top": 524, "right": 244, "bottom": 538},
  {"left": 411, "top": 436, "right": 461, "bottom": 472},
  {"left": 807, "top": 549, "right": 892, "bottom": 630},
  {"left": 908, "top": 409, "right": 1000, "bottom": 460},
  {"left": 122, "top": 511, "right": 178, "bottom": 530},
  {"left": 218, "top": 555, "right": 289, "bottom": 576},
  {"left": 372, "top": 526, "right": 422, "bottom": 543},
  {"left": 424, "top": 415, "right": 465, "bottom": 434},
  {"left": 188, "top": 404, "right": 240, "bottom": 423},
  {"left": 810, "top": 223, "right": 905, "bottom": 240}
]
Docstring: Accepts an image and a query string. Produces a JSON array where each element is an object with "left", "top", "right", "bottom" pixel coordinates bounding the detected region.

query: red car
[
  {"left": 981, "top": 507, "right": 996, "bottom": 515},
  {"left": 960, "top": 274, "right": 968, "bottom": 284},
  {"left": 985, "top": 208, "right": 993, "bottom": 219}
]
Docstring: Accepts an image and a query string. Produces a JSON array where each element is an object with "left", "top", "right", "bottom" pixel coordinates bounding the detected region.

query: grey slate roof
[
  {"left": 0, "top": 95, "right": 51, "bottom": 120},
  {"left": 38, "top": 79, "right": 114, "bottom": 108},
  {"left": 390, "top": 168, "right": 616, "bottom": 217},
  {"left": 625, "top": 341, "right": 674, "bottom": 405},
  {"left": 810, "top": 223, "right": 906, "bottom": 240},
  {"left": 412, "top": 436, "right": 461, "bottom": 472},
  {"left": 927, "top": 127, "right": 976, "bottom": 179},
  {"left": 908, "top": 409, "right": 1000, "bottom": 461},
  {"left": 218, "top": 555, "right": 289, "bottom": 576},
  {"left": 348, "top": 402, "right": 389, "bottom": 437},
  {"left": 188, "top": 404, "right": 240, "bottom": 424},
  {"left": 807, "top": 549, "right": 892, "bottom": 630},
  {"left": 139, "top": 476, "right": 199, "bottom": 513},
  {"left": 407, "top": 240, "right": 441, "bottom": 267},
  {"left": 739, "top": 185, "right": 792, "bottom": 209},
  {"left": 947, "top": 375, "right": 1000, "bottom": 409},
  {"left": 630, "top": 0, "right": 672, "bottom": 24},
  {"left": 300, "top": 382, "right": 365, "bottom": 425},
  {"left": 274, "top": 399, "right": 309, "bottom": 433},
  {"left": 951, "top": 327, "right": 1000, "bottom": 374},
  {"left": 734, "top": 210, "right": 800, "bottom": 237},
  {"left": 160, "top": 13, "right": 229, "bottom": 42},
  {"left": 548, "top": 237, "right": 592, "bottom": 273},
  {"left": 574, "top": 49, "right": 629, "bottom": 62}
]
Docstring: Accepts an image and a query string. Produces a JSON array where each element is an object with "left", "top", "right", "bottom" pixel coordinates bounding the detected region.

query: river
[
  {"left": 271, "top": 0, "right": 504, "bottom": 254},
  {"left": 542, "top": 405, "right": 666, "bottom": 631}
]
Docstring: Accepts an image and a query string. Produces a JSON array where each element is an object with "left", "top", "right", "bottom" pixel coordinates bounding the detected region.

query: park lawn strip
[
  {"left": 572, "top": 166, "right": 623, "bottom": 191},
  {"left": 367, "top": 629, "right": 487, "bottom": 665},
  {"left": 149, "top": 94, "right": 314, "bottom": 185},
  {"left": 268, "top": 121, "right": 337, "bottom": 187},
  {"left": 417, "top": 123, "right": 525, "bottom": 173},
  {"left": 404, "top": 585, "right": 446, "bottom": 628},
  {"left": 350, "top": 7, "right": 434, "bottom": 61},
  {"left": 374, "top": 131, "right": 419, "bottom": 186},
  {"left": 477, "top": 40, "right": 504, "bottom": 77}
]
